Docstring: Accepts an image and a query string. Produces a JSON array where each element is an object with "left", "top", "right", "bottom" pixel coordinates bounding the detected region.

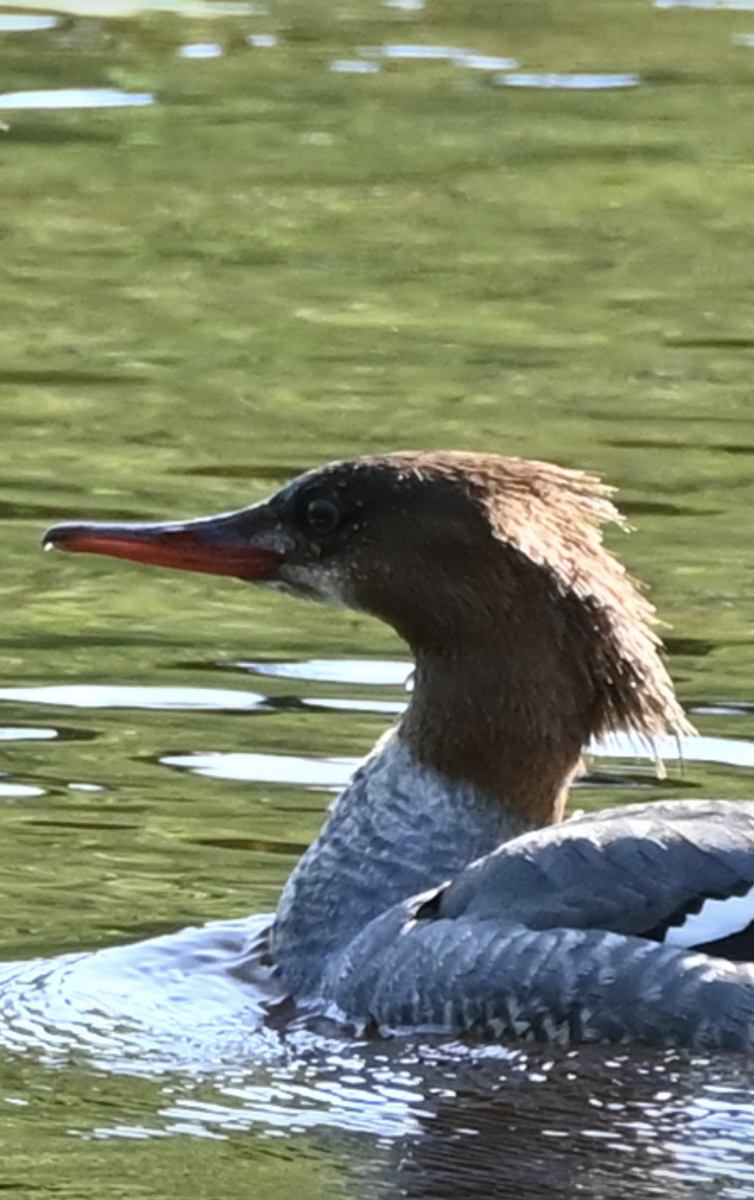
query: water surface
[{"left": 4, "top": 0, "right": 754, "bottom": 1194}]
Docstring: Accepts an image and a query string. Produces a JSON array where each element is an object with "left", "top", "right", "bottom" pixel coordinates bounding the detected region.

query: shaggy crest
[{"left": 376, "top": 451, "right": 693, "bottom": 749}]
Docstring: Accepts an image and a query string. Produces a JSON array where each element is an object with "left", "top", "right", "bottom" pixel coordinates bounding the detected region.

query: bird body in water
[{"left": 44, "top": 452, "right": 754, "bottom": 1050}]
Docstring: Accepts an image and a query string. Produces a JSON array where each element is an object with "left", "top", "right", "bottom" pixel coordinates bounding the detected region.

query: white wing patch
[{"left": 663, "top": 884, "right": 754, "bottom": 949}]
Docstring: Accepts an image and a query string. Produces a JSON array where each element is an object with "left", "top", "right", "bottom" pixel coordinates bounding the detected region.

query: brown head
[{"left": 43, "top": 451, "right": 691, "bottom": 826}]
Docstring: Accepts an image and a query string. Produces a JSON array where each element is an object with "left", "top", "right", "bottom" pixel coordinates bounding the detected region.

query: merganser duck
[{"left": 43, "top": 452, "right": 754, "bottom": 1050}]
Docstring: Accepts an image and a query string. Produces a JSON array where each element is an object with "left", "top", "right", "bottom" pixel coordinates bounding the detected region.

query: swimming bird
[{"left": 43, "top": 452, "right": 754, "bottom": 1049}]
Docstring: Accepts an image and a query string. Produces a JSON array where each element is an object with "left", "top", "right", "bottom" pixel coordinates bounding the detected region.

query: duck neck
[
  {"left": 271, "top": 731, "right": 536, "bottom": 998},
  {"left": 271, "top": 620, "right": 596, "bottom": 998},
  {"left": 401, "top": 637, "right": 590, "bottom": 827}
]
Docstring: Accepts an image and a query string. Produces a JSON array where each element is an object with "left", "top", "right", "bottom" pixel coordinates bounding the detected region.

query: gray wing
[
  {"left": 324, "top": 902, "right": 754, "bottom": 1049},
  {"left": 320, "top": 800, "right": 754, "bottom": 1048},
  {"left": 430, "top": 799, "right": 754, "bottom": 944}
]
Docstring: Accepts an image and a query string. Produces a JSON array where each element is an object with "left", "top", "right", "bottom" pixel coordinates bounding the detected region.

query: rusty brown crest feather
[{"left": 377, "top": 451, "right": 693, "bottom": 748}]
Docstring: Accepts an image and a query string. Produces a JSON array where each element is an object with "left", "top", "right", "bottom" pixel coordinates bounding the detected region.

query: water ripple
[
  {"left": 0, "top": 88, "right": 154, "bottom": 109},
  {"left": 0, "top": 14, "right": 58, "bottom": 30},
  {"left": 498, "top": 72, "right": 641, "bottom": 89},
  {"left": 162, "top": 751, "right": 359, "bottom": 786},
  {"left": 0, "top": 684, "right": 266, "bottom": 710},
  {"left": 234, "top": 658, "right": 410, "bottom": 685}
]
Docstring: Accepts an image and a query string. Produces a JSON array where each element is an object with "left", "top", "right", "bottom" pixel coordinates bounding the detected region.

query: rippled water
[{"left": 5, "top": 0, "right": 754, "bottom": 1194}]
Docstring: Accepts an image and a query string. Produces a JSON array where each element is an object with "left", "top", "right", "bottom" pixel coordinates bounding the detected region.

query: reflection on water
[
  {"left": 5, "top": 0, "right": 255, "bottom": 14},
  {"left": 0, "top": 683, "right": 267, "bottom": 709},
  {"left": 0, "top": 778, "right": 44, "bottom": 797},
  {"left": 500, "top": 73, "right": 642, "bottom": 89},
  {"left": 161, "top": 748, "right": 359, "bottom": 785},
  {"left": 365, "top": 43, "right": 518, "bottom": 68},
  {"left": 0, "top": 13, "right": 58, "bottom": 29},
  {"left": 236, "top": 658, "right": 410, "bottom": 684},
  {"left": 176, "top": 42, "right": 224, "bottom": 59},
  {"left": 657, "top": 0, "right": 754, "bottom": 7},
  {"left": 0, "top": 726, "right": 57, "bottom": 740},
  {"left": 0, "top": 88, "right": 155, "bottom": 108},
  {"left": 330, "top": 60, "right": 382, "bottom": 75},
  {"left": 331, "top": 41, "right": 518, "bottom": 75}
]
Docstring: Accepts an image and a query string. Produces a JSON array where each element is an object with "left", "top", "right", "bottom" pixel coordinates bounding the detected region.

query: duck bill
[{"left": 42, "top": 507, "right": 284, "bottom": 582}]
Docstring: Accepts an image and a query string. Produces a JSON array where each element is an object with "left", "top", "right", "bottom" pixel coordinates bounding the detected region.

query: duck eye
[{"left": 305, "top": 497, "right": 340, "bottom": 536}]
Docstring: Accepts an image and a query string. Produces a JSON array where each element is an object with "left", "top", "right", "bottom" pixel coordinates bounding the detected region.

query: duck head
[{"left": 44, "top": 452, "right": 691, "bottom": 823}]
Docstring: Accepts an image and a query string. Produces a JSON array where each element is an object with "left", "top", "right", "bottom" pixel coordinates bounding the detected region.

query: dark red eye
[{"left": 305, "top": 498, "right": 340, "bottom": 536}]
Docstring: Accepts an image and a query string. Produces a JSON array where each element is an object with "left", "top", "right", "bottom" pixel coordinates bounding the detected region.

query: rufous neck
[{"left": 399, "top": 641, "right": 593, "bottom": 827}]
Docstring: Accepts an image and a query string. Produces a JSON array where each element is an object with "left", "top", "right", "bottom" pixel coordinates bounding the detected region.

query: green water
[{"left": 4, "top": 0, "right": 754, "bottom": 1194}]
